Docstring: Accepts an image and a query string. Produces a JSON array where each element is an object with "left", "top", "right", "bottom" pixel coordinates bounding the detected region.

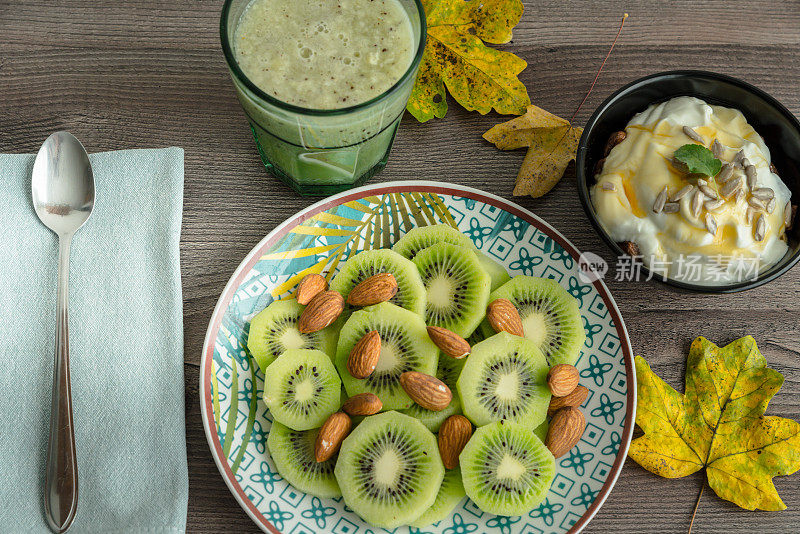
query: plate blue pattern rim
[{"left": 199, "top": 180, "right": 637, "bottom": 534}]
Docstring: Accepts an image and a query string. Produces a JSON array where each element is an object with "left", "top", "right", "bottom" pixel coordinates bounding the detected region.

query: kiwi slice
[
  {"left": 392, "top": 224, "right": 474, "bottom": 260},
  {"left": 267, "top": 421, "right": 341, "bottom": 498},
  {"left": 475, "top": 251, "right": 511, "bottom": 291},
  {"left": 401, "top": 355, "right": 465, "bottom": 432},
  {"left": 330, "top": 249, "right": 426, "bottom": 325},
  {"left": 409, "top": 467, "right": 466, "bottom": 527},
  {"left": 460, "top": 420, "right": 556, "bottom": 516},
  {"left": 335, "top": 302, "right": 438, "bottom": 410},
  {"left": 482, "top": 276, "right": 585, "bottom": 366},
  {"left": 533, "top": 419, "right": 549, "bottom": 443},
  {"left": 413, "top": 242, "right": 491, "bottom": 338},
  {"left": 247, "top": 299, "right": 337, "bottom": 371},
  {"left": 334, "top": 411, "right": 444, "bottom": 529},
  {"left": 263, "top": 348, "right": 341, "bottom": 431},
  {"left": 457, "top": 332, "right": 551, "bottom": 428}
]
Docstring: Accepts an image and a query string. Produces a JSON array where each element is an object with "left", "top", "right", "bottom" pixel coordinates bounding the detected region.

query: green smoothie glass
[{"left": 220, "top": 0, "right": 426, "bottom": 196}]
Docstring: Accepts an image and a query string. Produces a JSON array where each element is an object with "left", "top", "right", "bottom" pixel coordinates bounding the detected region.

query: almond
[
  {"left": 547, "top": 385, "right": 589, "bottom": 416},
  {"left": 347, "top": 331, "right": 381, "bottom": 379},
  {"left": 618, "top": 240, "right": 640, "bottom": 257},
  {"left": 547, "top": 364, "right": 580, "bottom": 397},
  {"left": 298, "top": 290, "right": 344, "bottom": 333},
  {"left": 438, "top": 415, "right": 472, "bottom": 469},
  {"left": 426, "top": 326, "right": 470, "bottom": 359},
  {"left": 296, "top": 273, "right": 328, "bottom": 305},
  {"left": 342, "top": 392, "right": 382, "bottom": 416},
  {"left": 399, "top": 371, "right": 452, "bottom": 411},
  {"left": 347, "top": 273, "right": 398, "bottom": 307},
  {"left": 603, "top": 130, "right": 627, "bottom": 157},
  {"left": 486, "top": 299, "right": 524, "bottom": 337},
  {"left": 314, "top": 412, "right": 352, "bottom": 463},
  {"left": 545, "top": 406, "right": 586, "bottom": 458}
]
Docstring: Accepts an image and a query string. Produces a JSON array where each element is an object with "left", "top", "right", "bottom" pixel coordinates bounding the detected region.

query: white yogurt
[{"left": 591, "top": 96, "right": 792, "bottom": 285}]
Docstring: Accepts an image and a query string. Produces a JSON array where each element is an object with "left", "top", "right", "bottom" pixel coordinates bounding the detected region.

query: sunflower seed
[
  {"left": 755, "top": 214, "right": 766, "bottom": 241},
  {"left": 769, "top": 162, "right": 779, "bottom": 175},
  {"left": 735, "top": 188, "right": 746, "bottom": 204},
  {"left": 748, "top": 196, "right": 766, "bottom": 210},
  {"left": 699, "top": 184, "right": 719, "bottom": 199},
  {"left": 600, "top": 182, "right": 616, "bottom": 192},
  {"left": 663, "top": 202, "right": 680, "bottom": 213},
  {"left": 691, "top": 189, "right": 705, "bottom": 217},
  {"left": 683, "top": 126, "right": 704, "bottom": 143},
  {"left": 697, "top": 178, "right": 708, "bottom": 187},
  {"left": 705, "top": 213, "right": 718, "bottom": 235},
  {"left": 718, "top": 163, "right": 734, "bottom": 183},
  {"left": 766, "top": 197, "right": 776, "bottom": 214},
  {"left": 785, "top": 202, "right": 797, "bottom": 229},
  {"left": 704, "top": 198, "right": 726, "bottom": 211},
  {"left": 732, "top": 150, "right": 746, "bottom": 167},
  {"left": 746, "top": 207, "right": 757, "bottom": 225},
  {"left": 653, "top": 186, "right": 668, "bottom": 213},
  {"left": 671, "top": 157, "right": 690, "bottom": 173},
  {"left": 745, "top": 165, "right": 757, "bottom": 190},
  {"left": 751, "top": 187, "right": 774, "bottom": 200},
  {"left": 671, "top": 184, "right": 694, "bottom": 202},
  {"left": 721, "top": 176, "right": 742, "bottom": 198},
  {"left": 711, "top": 139, "right": 724, "bottom": 158},
  {"left": 742, "top": 157, "right": 751, "bottom": 168}
]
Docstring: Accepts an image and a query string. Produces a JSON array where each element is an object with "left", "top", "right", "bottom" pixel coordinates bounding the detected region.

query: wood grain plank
[{"left": 3, "top": 0, "right": 800, "bottom": 532}]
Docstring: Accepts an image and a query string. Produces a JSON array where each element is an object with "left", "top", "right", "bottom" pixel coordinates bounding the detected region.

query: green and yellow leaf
[
  {"left": 407, "top": 0, "right": 530, "bottom": 122},
  {"left": 629, "top": 336, "right": 800, "bottom": 511}
]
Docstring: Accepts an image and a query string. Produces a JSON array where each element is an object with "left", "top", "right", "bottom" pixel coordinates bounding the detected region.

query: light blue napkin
[{"left": 0, "top": 148, "right": 188, "bottom": 533}]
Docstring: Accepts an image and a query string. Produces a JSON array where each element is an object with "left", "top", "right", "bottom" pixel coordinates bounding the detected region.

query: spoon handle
[{"left": 44, "top": 235, "right": 78, "bottom": 533}]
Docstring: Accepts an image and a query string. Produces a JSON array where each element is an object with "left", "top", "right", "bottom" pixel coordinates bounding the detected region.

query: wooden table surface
[{"left": 4, "top": 0, "right": 800, "bottom": 531}]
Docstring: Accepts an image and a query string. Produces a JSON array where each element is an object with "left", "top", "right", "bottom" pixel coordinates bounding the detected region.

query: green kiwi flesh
[
  {"left": 482, "top": 276, "right": 585, "bottom": 366},
  {"left": 475, "top": 251, "right": 511, "bottom": 291},
  {"left": 457, "top": 332, "right": 551, "bottom": 428},
  {"left": 330, "top": 249, "right": 426, "bottom": 324},
  {"left": 460, "top": 420, "right": 556, "bottom": 516},
  {"left": 263, "top": 348, "right": 341, "bottom": 431},
  {"left": 334, "top": 411, "right": 444, "bottom": 529},
  {"left": 247, "top": 299, "right": 337, "bottom": 371},
  {"left": 335, "top": 302, "right": 438, "bottom": 410},
  {"left": 413, "top": 242, "right": 491, "bottom": 338},
  {"left": 392, "top": 224, "right": 473, "bottom": 260},
  {"left": 401, "top": 354, "right": 466, "bottom": 432},
  {"left": 533, "top": 419, "right": 549, "bottom": 443},
  {"left": 409, "top": 467, "right": 466, "bottom": 527},
  {"left": 267, "top": 421, "right": 341, "bottom": 498}
]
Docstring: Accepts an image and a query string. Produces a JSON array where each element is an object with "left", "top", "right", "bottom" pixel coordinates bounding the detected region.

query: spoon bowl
[{"left": 32, "top": 131, "right": 95, "bottom": 533}]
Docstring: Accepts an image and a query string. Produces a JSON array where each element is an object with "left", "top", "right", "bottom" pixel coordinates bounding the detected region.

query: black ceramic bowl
[{"left": 576, "top": 70, "right": 800, "bottom": 292}]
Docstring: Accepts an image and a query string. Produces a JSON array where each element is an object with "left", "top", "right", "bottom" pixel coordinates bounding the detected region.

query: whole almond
[
  {"left": 342, "top": 393, "right": 382, "bottom": 416},
  {"left": 547, "top": 385, "right": 589, "bottom": 416},
  {"left": 546, "top": 406, "right": 586, "bottom": 458},
  {"left": 347, "top": 273, "right": 398, "bottom": 307},
  {"left": 347, "top": 331, "right": 381, "bottom": 379},
  {"left": 604, "top": 130, "right": 627, "bottom": 157},
  {"left": 438, "top": 415, "right": 473, "bottom": 469},
  {"left": 427, "top": 326, "right": 470, "bottom": 359},
  {"left": 486, "top": 299, "right": 524, "bottom": 337},
  {"left": 399, "top": 371, "right": 452, "bottom": 411},
  {"left": 315, "top": 412, "right": 352, "bottom": 463},
  {"left": 296, "top": 273, "right": 328, "bottom": 305},
  {"left": 547, "top": 364, "right": 580, "bottom": 397},
  {"left": 298, "top": 290, "right": 344, "bottom": 333}
]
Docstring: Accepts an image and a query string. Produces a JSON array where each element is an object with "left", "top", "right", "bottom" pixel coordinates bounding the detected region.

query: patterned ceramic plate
[{"left": 200, "top": 181, "right": 635, "bottom": 534}]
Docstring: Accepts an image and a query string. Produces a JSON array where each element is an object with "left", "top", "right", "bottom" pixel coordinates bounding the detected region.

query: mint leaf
[{"left": 673, "top": 144, "right": 722, "bottom": 176}]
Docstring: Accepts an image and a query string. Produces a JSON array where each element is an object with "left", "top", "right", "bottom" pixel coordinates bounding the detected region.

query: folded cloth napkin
[{"left": 0, "top": 148, "right": 188, "bottom": 533}]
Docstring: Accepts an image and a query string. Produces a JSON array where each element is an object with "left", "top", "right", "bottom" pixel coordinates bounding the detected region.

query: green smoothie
[
  {"left": 234, "top": 0, "right": 414, "bottom": 109},
  {"left": 221, "top": 0, "right": 425, "bottom": 194}
]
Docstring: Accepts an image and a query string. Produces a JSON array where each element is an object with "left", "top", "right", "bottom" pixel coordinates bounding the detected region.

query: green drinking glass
[{"left": 220, "top": 0, "right": 426, "bottom": 196}]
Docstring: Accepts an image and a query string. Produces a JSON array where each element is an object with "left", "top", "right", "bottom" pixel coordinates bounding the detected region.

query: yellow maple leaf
[
  {"left": 630, "top": 336, "right": 800, "bottom": 511},
  {"left": 483, "top": 104, "right": 582, "bottom": 197},
  {"left": 406, "top": 0, "right": 530, "bottom": 122}
]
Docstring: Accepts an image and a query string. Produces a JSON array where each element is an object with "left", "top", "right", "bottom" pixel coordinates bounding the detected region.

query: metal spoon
[{"left": 32, "top": 132, "right": 95, "bottom": 533}]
